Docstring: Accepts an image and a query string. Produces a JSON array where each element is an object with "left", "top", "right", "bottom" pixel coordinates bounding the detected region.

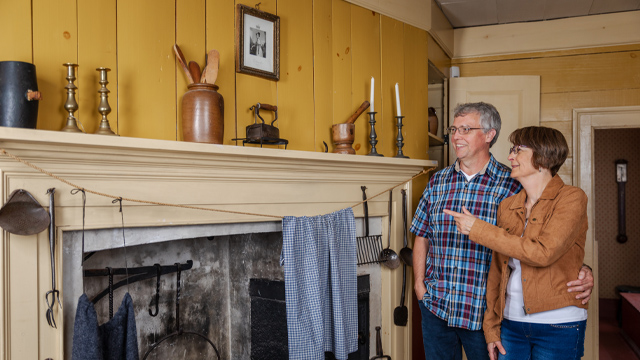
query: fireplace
[
  {"left": 63, "top": 218, "right": 383, "bottom": 359},
  {"left": 0, "top": 127, "right": 434, "bottom": 359}
]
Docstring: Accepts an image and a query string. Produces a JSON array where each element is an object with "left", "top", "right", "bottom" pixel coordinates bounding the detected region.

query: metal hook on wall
[
  {"left": 149, "top": 264, "right": 161, "bottom": 317},
  {"left": 255, "top": 2, "right": 261, "bottom": 9}
]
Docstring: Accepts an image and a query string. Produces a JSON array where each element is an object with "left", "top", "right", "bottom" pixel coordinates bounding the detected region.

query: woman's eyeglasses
[
  {"left": 509, "top": 145, "right": 528, "bottom": 155},
  {"left": 446, "top": 126, "right": 483, "bottom": 135}
]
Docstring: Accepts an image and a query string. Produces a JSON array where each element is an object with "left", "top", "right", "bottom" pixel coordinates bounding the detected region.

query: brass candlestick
[
  {"left": 95, "top": 67, "right": 116, "bottom": 135},
  {"left": 394, "top": 116, "right": 409, "bottom": 159},
  {"left": 366, "top": 112, "right": 383, "bottom": 157},
  {"left": 60, "top": 63, "right": 82, "bottom": 132}
]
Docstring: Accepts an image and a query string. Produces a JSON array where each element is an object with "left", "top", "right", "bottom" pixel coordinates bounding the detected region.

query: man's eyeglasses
[
  {"left": 509, "top": 145, "right": 528, "bottom": 155},
  {"left": 446, "top": 126, "right": 483, "bottom": 135}
]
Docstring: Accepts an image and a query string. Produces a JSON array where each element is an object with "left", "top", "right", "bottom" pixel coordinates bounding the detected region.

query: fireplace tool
[
  {"left": 233, "top": 102, "right": 288, "bottom": 147},
  {"left": 142, "top": 262, "right": 220, "bottom": 360},
  {"left": 356, "top": 186, "right": 384, "bottom": 266},
  {"left": 369, "top": 326, "right": 391, "bottom": 360},
  {"left": 379, "top": 190, "right": 400, "bottom": 269},
  {"left": 45, "top": 188, "right": 62, "bottom": 328}
]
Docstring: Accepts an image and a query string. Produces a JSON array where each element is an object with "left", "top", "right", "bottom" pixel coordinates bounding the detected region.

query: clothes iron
[{"left": 247, "top": 103, "right": 279, "bottom": 141}]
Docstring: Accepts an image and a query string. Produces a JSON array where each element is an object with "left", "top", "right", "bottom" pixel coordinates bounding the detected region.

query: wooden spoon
[
  {"left": 202, "top": 49, "right": 219, "bottom": 85},
  {"left": 188, "top": 61, "right": 201, "bottom": 83},
  {"left": 173, "top": 44, "right": 194, "bottom": 84}
]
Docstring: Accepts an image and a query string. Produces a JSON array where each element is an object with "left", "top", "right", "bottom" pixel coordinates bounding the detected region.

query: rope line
[{"left": 0, "top": 148, "right": 433, "bottom": 219}]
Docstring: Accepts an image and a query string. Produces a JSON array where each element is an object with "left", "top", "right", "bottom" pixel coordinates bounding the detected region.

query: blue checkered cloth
[
  {"left": 281, "top": 208, "right": 358, "bottom": 360},
  {"left": 410, "top": 155, "right": 521, "bottom": 330}
]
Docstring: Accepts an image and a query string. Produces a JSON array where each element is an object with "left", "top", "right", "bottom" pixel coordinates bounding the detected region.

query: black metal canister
[{"left": 0, "top": 61, "right": 41, "bottom": 129}]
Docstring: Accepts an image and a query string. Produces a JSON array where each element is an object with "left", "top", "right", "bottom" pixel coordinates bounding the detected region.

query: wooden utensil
[
  {"left": 173, "top": 44, "right": 194, "bottom": 84},
  {"left": 202, "top": 49, "right": 219, "bottom": 85},
  {"left": 188, "top": 61, "right": 201, "bottom": 83},
  {"left": 344, "top": 100, "right": 370, "bottom": 124}
]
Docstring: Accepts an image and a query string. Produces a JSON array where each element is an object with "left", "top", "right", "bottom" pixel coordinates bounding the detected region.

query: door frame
[{"left": 573, "top": 105, "right": 640, "bottom": 360}]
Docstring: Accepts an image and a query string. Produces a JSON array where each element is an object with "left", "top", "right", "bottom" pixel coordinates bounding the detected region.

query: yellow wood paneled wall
[
  {"left": 453, "top": 45, "right": 640, "bottom": 181},
  {"left": 0, "top": 1, "right": 431, "bottom": 356},
  {"left": 0, "top": 0, "right": 430, "bottom": 160}
]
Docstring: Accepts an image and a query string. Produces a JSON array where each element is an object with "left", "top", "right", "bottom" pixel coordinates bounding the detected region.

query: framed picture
[{"left": 235, "top": 4, "right": 280, "bottom": 81}]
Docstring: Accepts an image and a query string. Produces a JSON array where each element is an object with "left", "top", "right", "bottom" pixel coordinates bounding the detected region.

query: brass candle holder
[
  {"left": 394, "top": 116, "right": 409, "bottom": 159},
  {"left": 366, "top": 112, "right": 383, "bottom": 157},
  {"left": 60, "top": 63, "right": 83, "bottom": 132},
  {"left": 95, "top": 67, "right": 117, "bottom": 135}
]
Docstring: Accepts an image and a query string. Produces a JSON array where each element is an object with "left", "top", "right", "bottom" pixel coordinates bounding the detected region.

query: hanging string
[
  {"left": 344, "top": 168, "right": 434, "bottom": 211},
  {"left": 0, "top": 148, "right": 434, "bottom": 219},
  {"left": 113, "top": 197, "right": 130, "bottom": 291}
]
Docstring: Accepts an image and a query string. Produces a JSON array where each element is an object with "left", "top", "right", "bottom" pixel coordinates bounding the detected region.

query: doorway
[
  {"left": 574, "top": 106, "right": 640, "bottom": 360},
  {"left": 593, "top": 128, "right": 640, "bottom": 360}
]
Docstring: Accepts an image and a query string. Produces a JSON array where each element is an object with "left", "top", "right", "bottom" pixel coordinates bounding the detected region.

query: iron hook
[{"left": 149, "top": 264, "right": 161, "bottom": 317}]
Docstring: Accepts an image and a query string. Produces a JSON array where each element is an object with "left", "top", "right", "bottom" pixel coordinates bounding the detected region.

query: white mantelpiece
[{"left": 0, "top": 127, "right": 435, "bottom": 360}]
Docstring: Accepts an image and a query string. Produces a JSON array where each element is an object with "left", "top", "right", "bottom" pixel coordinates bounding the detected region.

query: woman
[{"left": 444, "top": 126, "right": 588, "bottom": 360}]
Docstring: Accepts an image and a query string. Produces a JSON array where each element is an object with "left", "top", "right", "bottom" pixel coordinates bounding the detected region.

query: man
[{"left": 410, "top": 102, "right": 593, "bottom": 360}]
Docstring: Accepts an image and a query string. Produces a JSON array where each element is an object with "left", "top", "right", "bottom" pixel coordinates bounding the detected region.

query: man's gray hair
[{"left": 453, "top": 102, "right": 501, "bottom": 148}]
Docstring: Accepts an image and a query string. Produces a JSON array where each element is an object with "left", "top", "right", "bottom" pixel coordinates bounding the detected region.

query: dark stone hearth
[{"left": 249, "top": 276, "right": 370, "bottom": 360}]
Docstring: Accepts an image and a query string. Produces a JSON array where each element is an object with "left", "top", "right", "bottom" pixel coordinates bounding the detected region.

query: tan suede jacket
[{"left": 468, "top": 175, "right": 589, "bottom": 344}]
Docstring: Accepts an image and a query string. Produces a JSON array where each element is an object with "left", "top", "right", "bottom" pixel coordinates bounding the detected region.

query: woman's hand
[
  {"left": 443, "top": 206, "right": 477, "bottom": 235},
  {"left": 488, "top": 341, "right": 506, "bottom": 360}
]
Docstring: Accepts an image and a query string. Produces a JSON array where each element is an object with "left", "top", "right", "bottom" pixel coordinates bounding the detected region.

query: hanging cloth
[
  {"left": 72, "top": 292, "right": 139, "bottom": 360},
  {"left": 71, "top": 191, "right": 139, "bottom": 360},
  {"left": 280, "top": 208, "right": 358, "bottom": 360}
]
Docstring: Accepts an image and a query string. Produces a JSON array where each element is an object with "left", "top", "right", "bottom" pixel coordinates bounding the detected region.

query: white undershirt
[
  {"left": 503, "top": 221, "right": 588, "bottom": 324},
  {"left": 461, "top": 170, "right": 476, "bottom": 181}
]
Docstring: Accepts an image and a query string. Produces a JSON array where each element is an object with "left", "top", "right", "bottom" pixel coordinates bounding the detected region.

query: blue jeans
[
  {"left": 419, "top": 300, "right": 489, "bottom": 360},
  {"left": 498, "top": 319, "right": 587, "bottom": 360}
]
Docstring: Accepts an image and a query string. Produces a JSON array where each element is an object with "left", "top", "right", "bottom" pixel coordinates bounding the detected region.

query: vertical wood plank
[
  {"left": 0, "top": 1, "right": 33, "bottom": 62},
  {"left": 331, "top": 0, "right": 352, "bottom": 151},
  {"left": 207, "top": 0, "right": 237, "bottom": 145},
  {"left": 312, "top": 0, "right": 334, "bottom": 152},
  {"left": 77, "top": 0, "right": 118, "bottom": 134},
  {"left": 9, "top": 236, "right": 39, "bottom": 359},
  {"left": 277, "top": 0, "right": 314, "bottom": 151},
  {"left": 177, "top": 0, "right": 207, "bottom": 141},
  {"left": 235, "top": 0, "right": 277, "bottom": 149},
  {"left": 380, "top": 16, "right": 404, "bottom": 158},
  {"left": 32, "top": 0, "right": 78, "bottom": 131},
  {"left": 117, "top": 0, "right": 175, "bottom": 140},
  {"left": 403, "top": 24, "right": 428, "bottom": 161},
  {"left": 350, "top": 6, "right": 381, "bottom": 155}
]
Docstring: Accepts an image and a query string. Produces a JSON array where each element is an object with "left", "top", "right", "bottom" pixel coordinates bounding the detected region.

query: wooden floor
[{"left": 600, "top": 298, "right": 640, "bottom": 360}]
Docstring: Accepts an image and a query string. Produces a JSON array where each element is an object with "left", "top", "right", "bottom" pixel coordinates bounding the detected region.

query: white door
[{"left": 448, "top": 76, "right": 540, "bottom": 166}]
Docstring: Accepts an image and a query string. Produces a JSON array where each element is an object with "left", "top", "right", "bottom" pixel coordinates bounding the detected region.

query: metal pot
[
  {"left": 0, "top": 189, "right": 50, "bottom": 235},
  {"left": 0, "top": 61, "right": 41, "bottom": 129}
]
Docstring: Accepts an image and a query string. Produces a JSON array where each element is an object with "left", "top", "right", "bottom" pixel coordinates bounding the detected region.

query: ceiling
[{"left": 434, "top": 0, "right": 640, "bottom": 28}]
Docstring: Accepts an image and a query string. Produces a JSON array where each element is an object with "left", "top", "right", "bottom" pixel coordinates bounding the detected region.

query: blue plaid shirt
[{"left": 410, "top": 155, "right": 521, "bottom": 330}]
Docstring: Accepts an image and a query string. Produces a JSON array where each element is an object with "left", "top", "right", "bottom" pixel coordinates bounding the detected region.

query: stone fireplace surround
[{"left": 0, "top": 127, "right": 434, "bottom": 359}]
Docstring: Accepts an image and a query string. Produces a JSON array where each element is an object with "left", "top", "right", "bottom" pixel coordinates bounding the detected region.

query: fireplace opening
[{"left": 63, "top": 220, "right": 381, "bottom": 359}]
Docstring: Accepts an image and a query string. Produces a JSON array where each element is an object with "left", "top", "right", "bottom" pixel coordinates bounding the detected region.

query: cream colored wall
[
  {"left": 452, "top": 44, "right": 640, "bottom": 182},
  {"left": 0, "top": 0, "right": 430, "bottom": 162},
  {"left": 451, "top": 11, "right": 640, "bottom": 182}
]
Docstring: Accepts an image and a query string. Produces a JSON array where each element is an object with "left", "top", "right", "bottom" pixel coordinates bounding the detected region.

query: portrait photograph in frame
[{"left": 235, "top": 4, "right": 280, "bottom": 81}]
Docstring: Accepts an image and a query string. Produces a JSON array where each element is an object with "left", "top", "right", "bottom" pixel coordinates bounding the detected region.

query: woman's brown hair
[{"left": 508, "top": 126, "right": 568, "bottom": 176}]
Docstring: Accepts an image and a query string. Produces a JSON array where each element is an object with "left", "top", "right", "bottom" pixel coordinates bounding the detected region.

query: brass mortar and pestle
[{"left": 332, "top": 100, "right": 370, "bottom": 154}]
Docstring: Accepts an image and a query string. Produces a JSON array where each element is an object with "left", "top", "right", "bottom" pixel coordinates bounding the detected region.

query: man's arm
[
  {"left": 413, "top": 235, "right": 429, "bottom": 300},
  {"left": 567, "top": 265, "right": 594, "bottom": 305}
]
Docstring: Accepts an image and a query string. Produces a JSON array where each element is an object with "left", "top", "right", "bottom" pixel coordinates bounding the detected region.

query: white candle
[
  {"left": 370, "top": 77, "right": 375, "bottom": 113},
  {"left": 395, "top": 83, "right": 401, "bottom": 117}
]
